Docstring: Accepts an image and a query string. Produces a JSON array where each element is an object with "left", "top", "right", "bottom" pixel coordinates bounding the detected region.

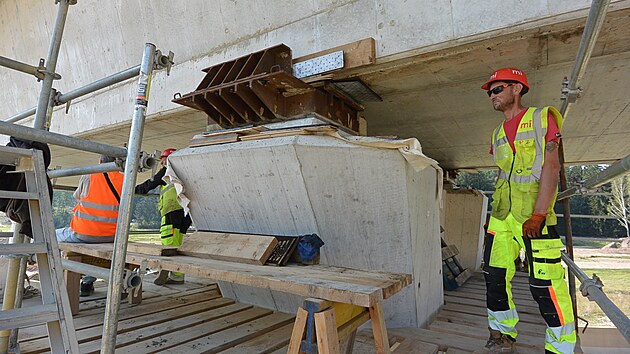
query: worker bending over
[
  {"left": 135, "top": 148, "right": 192, "bottom": 285},
  {"left": 475, "top": 68, "right": 576, "bottom": 354},
  {"left": 55, "top": 154, "right": 124, "bottom": 296}
]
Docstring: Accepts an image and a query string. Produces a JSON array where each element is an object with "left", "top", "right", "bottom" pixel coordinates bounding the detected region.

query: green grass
[
  {"left": 576, "top": 268, "right": 630, "bottom": 327},
  {"left": 128, "top": 232, "right": 161, "bottom": 244},
  {"left": 568, "top": 238, "right": 611, "bottom": 248}
]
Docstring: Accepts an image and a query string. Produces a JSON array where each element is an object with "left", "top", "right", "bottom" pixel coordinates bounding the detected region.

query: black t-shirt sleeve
[{"left": 134, "top": 167, "right": 167, "bottom": 194}]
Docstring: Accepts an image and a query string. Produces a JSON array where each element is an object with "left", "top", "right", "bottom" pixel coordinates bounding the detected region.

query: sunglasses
[{"left": 486, "top": 83, "right": 514, "bottom": 97}]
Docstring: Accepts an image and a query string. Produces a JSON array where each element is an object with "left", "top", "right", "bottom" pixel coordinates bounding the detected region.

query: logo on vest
[
  {"left": 537, "top": 269, "right": 545, "bottom": 276},
  {"left": 516, "top": 169, "right": 523, "bottom": 174},
  {"left": 520, "top": 120, "right": 532, "bottom": 129}
]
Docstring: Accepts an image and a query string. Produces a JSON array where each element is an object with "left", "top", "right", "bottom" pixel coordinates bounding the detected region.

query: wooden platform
[
  {"left": 18, "top": 274, "right": 297, "bottom": 353},
  {"left": 16, "top": 271, "right": 550, "bottom": 353},
  {"left": 351, "top": 271, "right": 549, "bottom": 354}
]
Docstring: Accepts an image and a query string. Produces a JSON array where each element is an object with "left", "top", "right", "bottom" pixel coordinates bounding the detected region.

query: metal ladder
[{"left": 0, "top": 145, "right": 79, "bottom": 354}]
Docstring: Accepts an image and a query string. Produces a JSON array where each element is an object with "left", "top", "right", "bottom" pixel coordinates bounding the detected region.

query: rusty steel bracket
[{"left": 173, "top": 44, "right": 362, "bottom": 133}]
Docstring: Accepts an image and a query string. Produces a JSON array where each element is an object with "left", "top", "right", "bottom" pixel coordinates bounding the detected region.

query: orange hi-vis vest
[{"left": 70, "top": 172, "right": 124, "bottom": 240}]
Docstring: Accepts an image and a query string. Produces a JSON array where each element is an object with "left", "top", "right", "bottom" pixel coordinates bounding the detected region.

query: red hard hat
[
  {"left": 160, "top": 148, "right": 177, "bottom": 158},
  {"left": 481, "top": 68, "right": 530, "bottom": 94}
]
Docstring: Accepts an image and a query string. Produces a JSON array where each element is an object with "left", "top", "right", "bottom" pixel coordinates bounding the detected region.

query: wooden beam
[
  {"left": 126, "top": 242, "right": 178, "bottom": 256},
  {"left": 58, "top": 243, "right": 411, "bottom": 307},
  {"left": 293, "top": 38, "right": 376, "bottom": 75},
  {"left": 287, "top": 307, "right": 308, "bottom": 354},
  {"left": 314, "top": 308, "right": 340, "bottom": 354},
  {"left": 177, "top": 231, "right": 278, "bottom": 265},
  {"left": 369, "top": 302, "right": 392, "bottom": 354}
]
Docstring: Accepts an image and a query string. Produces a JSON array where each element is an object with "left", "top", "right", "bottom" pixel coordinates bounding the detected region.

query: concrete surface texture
[
  {"left": 2, "top": 1, "right": 630, "bottom": 184},
  {"left": 168, "top": 135, "right": 443, "bottom": 328}
]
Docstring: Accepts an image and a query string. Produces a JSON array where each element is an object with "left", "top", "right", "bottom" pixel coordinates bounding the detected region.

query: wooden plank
[
  {"left": 177, "top": 231, "right": 278, "bottom": 265},
  {"left": 455, "top": 267, "right": 472, "bottom": 286},
  {"left": 0, "top": 304, "right": 58, "bottom": 331},
  {"left": 238, "top": 125, "right": 337, "bottom": 141},
  {"left": 220, "top": 322, "right": 294, "bottom": 354},
  {"left": 64, "top": 253, "right": 82, "bottom": 315},
  {"left": 189, "top": 133, "right": 240, "bottom": 147},
  {"left": 444, "top": 294, "right": 541, "bottom": 314},
  {"left": 442, "top": 302, "right": 544, "bottom": 324},
  {"left": 159, "top": 312, "right": 296, "bottom": 353},
  {"left": 115, "top": 307, "right": 274, "bottom": 354},
  {"left": 19, "top": 290, "right": 225, "bottom": 353},
  {"left": 441, "top": 245, "right": 459, "bottom": 260},
  {"left": 435, "top": 310, "right": 545, "bottom": 337},
  {"left": 287, "top": 307, "right": 308, "bottom": 354},
  {"left": 429, "top": 320, "right": 544, "bottom": 349},
  {"left": 293, "top": 38, "right": 376, "bottom": 74},
  {"left": 78, "top": 302, "right": 252, "bottom": 354},
  {"left": 369, "top": 302, "right": 391, "bottom": 354},
  {"left": 126, "top": 242, "right": 178, "bottom": 256},
  {"left": 315, "top": 308, "right": 340, "bottom": 354},
  {"left": 57, "top": 243, "right": 411, "bottom": 307}
]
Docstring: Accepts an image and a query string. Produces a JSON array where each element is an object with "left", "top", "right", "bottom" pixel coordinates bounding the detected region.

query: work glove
[{"left": 522, "top": 213, "right": 547, "bottom": 238}]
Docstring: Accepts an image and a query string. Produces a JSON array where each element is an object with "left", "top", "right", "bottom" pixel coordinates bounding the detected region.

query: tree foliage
[
  {"left": 51, "top": 189, "right": 161, "bottom": 230},
  {"left": 455, "top": 165, "right": 626, "bottom": 237},
  {"left": 608, "top": 175, "right": 630, "bottom": 238}
]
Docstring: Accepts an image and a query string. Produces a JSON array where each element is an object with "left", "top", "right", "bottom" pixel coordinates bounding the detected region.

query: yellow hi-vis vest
[
  {"left": 490, "top": 106, "right": 563, "bottom": 225},
  {"left": 158, "top": 184, "right": 183, "bottom": 217}
]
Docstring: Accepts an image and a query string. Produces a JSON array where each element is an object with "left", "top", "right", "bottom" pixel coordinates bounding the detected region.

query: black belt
[{"left": 532, "top": 257, "right": 561, "bottom": 264}]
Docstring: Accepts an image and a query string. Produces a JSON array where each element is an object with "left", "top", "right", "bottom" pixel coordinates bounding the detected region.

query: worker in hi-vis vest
[
  {"left": 56, "top": 154, "right": 124, "bottom": 296},
  {"left": 135, "top": 148, "right": 192, "bottom": 285},
  {"left": 474, "top": 68, "right": 576, "bottom": 354}
]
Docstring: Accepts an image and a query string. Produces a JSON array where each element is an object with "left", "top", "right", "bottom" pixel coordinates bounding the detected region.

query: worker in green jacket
[
  {"left": 135, "top": 148, "right": 192, "bottom": 285},
  {"left": 476, "top": 68, "right": 576, "bottom": 354}
]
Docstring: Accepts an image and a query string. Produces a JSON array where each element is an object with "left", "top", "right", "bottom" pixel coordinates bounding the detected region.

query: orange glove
[{"left": 522, "top": 213, "right": 547, "bottom": 238}]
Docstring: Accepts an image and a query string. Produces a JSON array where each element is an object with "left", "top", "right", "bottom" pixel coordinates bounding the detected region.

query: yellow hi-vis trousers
[{"left": 484, "top": 213, "right": 576, "bottom": 354}]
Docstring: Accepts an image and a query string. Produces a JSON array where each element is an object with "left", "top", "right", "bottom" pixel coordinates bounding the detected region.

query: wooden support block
[
  {"left": 293, "top": 38, "right": 376, "bottom": 74},
  {"left": 314, "top": 308, "right": 340, "bottom": 354},
  {"left": 177, "top": 231, "right": 278, "bottom": 265},
  {"left": 127, "top": 242, "right": 178, "bottom": 256},
  {"left": 455, "top": 268, "right": 472, "bottom": 286},
  {"left": 288, "top": 307, "right": 308, "bottom": 354},
  {"left": 63, "top": 252, "right": 82, "bottom": 315},
  {"left": 370, "top": 302, "right": 392, "bottom": 354}
]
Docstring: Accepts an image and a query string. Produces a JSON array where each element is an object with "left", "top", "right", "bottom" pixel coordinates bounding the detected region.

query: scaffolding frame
[{"left": 0, "top": 1, "right": 173, "bottom": 353}]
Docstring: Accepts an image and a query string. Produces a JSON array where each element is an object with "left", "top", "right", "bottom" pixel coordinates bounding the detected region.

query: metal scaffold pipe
[
  {"left": 0, "top": 56, "right": 46, "bottom": 80},
  {"left": 562, "top": 253, "right": 630, "bottom": 343},
  {"left": 57, "top": 65, "right": 141, "bottom": 105},
  {"left": 0, "top": 120, "right": 127, "bottom": 158},
  {"left": 101, "top": 43, "right": 157, "bottom": 354},
  {"left": 557, "top": 153, "right": 630, "bottom": 201},
  {"left": 559, "top": 0, "right": 611, "bottom": 118},
  {"left": 33, "top": 0, "right": 72, "bottom": 131},
  {"left": 47, "top": 161, "right": 121, "bottom": 178},
  {"left": 5, "top": 65, "right": 141, "bottom": 124}
]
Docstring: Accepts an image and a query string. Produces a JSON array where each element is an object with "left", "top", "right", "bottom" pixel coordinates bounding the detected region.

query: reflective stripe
[
  {"left": 487, "top": 308, "right": 519, "bottom": 336},
  {"left": 545, "top": 322, "right": 576, "bottom": 354},
  {"left": 73, "top": 211, "right": 117, "bottom": 224},
  {"left": 79, "top": 200, "right": 119, "bottom": 211},
  {"left": 511, "top": 174, "right": 538, "bottom": 183},
  {"left": 533, "top": 257, "right": 561, "bottom": 264},
  {"left": 493, "top": 127, "right": 502, "bottom": 165},
  {"left": 514, "top": 130, "right": 536, "bottom": 141},
  {"left": 495, "top": 136, "right": 509, "bottom": 147},
  {"left": 531, "top": 107, "right": 545, "bottom": 179},
  {"left": 159, "top": 184, "right": 174, "bottom": 195},
  {"left": 498, "top": 171, "right": 508, "bottom": 181}
]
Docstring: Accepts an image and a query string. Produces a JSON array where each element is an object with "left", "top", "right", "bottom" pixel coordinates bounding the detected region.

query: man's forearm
[{"left": 533, "top": 141, "right": 561, "bottom": 214}]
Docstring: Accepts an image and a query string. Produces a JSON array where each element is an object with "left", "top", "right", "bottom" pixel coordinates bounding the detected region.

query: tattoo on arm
[{"left": 545, "top": 141, "right": 558, "bottom": 152}]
